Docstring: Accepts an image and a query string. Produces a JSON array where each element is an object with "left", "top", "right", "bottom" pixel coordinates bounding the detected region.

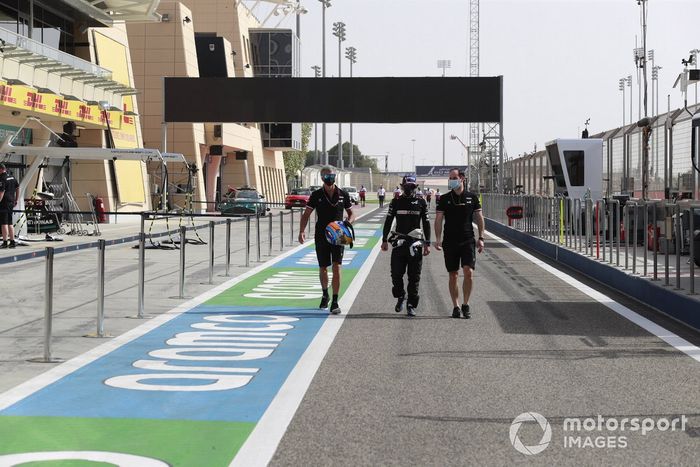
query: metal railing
[
  {"left": 19, "top": 208, "right": 307, "bottom": 363},
  {"left": 482, "top": 194, "right": 699, "bottom": 296},
  {"left": 0, "top": 27, "right": 113, "bottom": 78}
]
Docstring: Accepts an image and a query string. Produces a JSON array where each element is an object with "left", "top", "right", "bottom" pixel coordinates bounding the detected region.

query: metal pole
[
  {"left": 178, "top": 226, "right": 187, "bottom": 298},
  {"left": 643, "top": 202, "right": 649, "bottom": 276},
  {"left": 138, "top": 214, "right": 145, "bottom": 318},
  {"left": 632, "top": 204, "right": 638, "bottom": 275},
  {"left": 280, "top": 211, "right": 284, "bottom": 251},
  {"left": 624, "top": 205, "right": 629, "bottom": 269},
  {"left": 28, "top": 0, "right": 34, "bottom": 39},
  {"left": 349, "top": 58, "right": 354, "bottom": 167},
  {"left": 664, "top": 205, "right": 670, "bottom": 286},
  {"left": 208, "top": 221, "right": 215, "bottom": 284},
  {"left": 652, "top": 202, "right": 658, "bottom": 280},
  {"left": 268, "top": 212, "right": 273, "bottom": 256},
  {"left": 595, "top": 200, "right": 600, "bottom": 258},
  {"left": 615, "top": 201, "right": 621, "bottom": 266},
  {"left": 256, "top": 214, "right": 261, "bottom": 262},
  {"left": 689, "top": 208, "right": 696, "bottom": 295},
  {"left": 225, "top": 218, "right": 231, "bottom": 276},
  {"left": 43, "top": 247, "right": 54, "bottom": 362},
  {"left": 675, "top": 205, "right": 681, "bottom": 289},
  {"left": 338, "top": 34, "right": 343, "bottom": 170},
  {"left": 321, "top": 2, "right": 327, "bottom": 166},
  {"left": 576, "top": 199, "right": 582, "bottom": 252},
  {"left": 289, "top": 208, "right": 294, "bottom": 246},
  {"left": 96, "top": 239, "right": 105, "bottom": 337},
  {"left": 314, "top": 123, "right": 319, "bottom": 164},
  {"left": 246, "top": 216, "right": 251, "bottom": 268},
  {"left": 608, "top": 200, "right": 614, "bottom": 263}
]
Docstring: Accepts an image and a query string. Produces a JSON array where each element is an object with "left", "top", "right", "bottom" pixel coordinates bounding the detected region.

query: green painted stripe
[{"left": 0, "top": 416, "right": 254, "bottom": 467}]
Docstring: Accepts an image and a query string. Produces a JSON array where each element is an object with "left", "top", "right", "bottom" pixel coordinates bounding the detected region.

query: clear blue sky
[{"left": 248, "top": 0, "right": 700, "bottom": 171}]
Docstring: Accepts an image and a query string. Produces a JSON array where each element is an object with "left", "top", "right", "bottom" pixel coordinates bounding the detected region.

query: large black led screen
[{"left": 164, "top": 76, "right": 502, "bottom": 123}]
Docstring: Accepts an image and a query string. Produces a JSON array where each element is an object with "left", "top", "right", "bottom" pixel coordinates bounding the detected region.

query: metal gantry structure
[
  {"left": 467, "top": 0, "right": 503, "bottom": 192},
  {"left": 468, "top": 0, "right": 480, "bottom": 154}
]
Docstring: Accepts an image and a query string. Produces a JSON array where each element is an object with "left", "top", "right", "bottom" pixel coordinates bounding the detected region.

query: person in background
[
  {"left": 393, "top": 186, "right": 401, "bottom": 199},
  {"left": 0, "top": 163, "right": 19, "bottom": 249},
  {"left": 377, "top": 185, "right": 386, "bottom": 208},
  {"left": 359, "top": 185, "right": 367, "bottom": 207}
]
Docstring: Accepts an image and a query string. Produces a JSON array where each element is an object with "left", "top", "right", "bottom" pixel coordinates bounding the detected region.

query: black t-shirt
[
  {"left": 0, "top": 172, "right": 19, "bottom": 208},
  {"left": 306, "top": 186, "right": 352, "bottom": 238},
  {"left": 436, "top": 189, "right": 481, "bottom": 244}
]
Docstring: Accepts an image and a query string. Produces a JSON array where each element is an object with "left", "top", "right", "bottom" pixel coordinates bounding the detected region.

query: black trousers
[{"left": 390, "top": 245, "right": 423, "bottom": 307}]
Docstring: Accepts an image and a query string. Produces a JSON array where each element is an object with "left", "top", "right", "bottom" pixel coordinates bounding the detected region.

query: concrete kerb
[{"left": 485, "top": 218, "right": 700, "bottom": 332}]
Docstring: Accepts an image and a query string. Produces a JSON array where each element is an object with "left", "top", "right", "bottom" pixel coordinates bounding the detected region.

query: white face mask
[{"left": 448, "top": 179, "right": 461, "bottom": 190}]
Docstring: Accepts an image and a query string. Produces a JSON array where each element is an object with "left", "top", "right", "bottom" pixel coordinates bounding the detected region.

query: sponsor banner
[
  {"left": 0, "top": 83, "right": 124, "bottom": 130},
  {"left": 415, "top": 165, "right": 468, "bottom": 177}
]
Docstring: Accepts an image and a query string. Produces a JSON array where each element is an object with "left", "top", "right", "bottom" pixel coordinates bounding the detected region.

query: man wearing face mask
[
  {"left": 299, "top": 166, "right": 356, "bottom": 314},
  {"left": 434, "top": 168, "right": 485, "bottom": 319},
  {"left": 381, "top": 174, "right": 431, "bottom": 317}
]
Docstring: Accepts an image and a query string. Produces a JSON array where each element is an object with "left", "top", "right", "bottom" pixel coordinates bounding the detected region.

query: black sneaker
[
  {"left": 329, "top": 301, "right": 341, "bottom": 315},
  {"left": 8, "top": 241, "right": 16, "bottom": 249},
  {"left": 319, "top": 295, "right": 329, "bottom": 309},
  {"left": 451, "top": 307, "right": 461, "bottom": 318},
  {"left": 395, "top": 296, "right": 405, "bottom": 313},
  {"left": 407, "top": 305, "right": 416, "bottom": 317},
  {"left": 461, "top": 304, "right": 471, "bottom": 319}
]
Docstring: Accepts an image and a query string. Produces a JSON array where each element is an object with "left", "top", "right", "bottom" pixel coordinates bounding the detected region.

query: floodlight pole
[
  {"left": 437, "top": 59, "right": 451, "bottom": 165},
  {"left": 333, "top": 21, "right": 346, "bottom": 169},
  {"left": 312, "top": 65, "right": 321, "bottom": 164},
  {"left": 320, "top": 0, "right": 330, "bottom": 166},
  {"left": 346, "top": 46, "right": 357, "bottom": 168},
  {"left": 640, "top": 0, "right": 650, "bottom": 200}
]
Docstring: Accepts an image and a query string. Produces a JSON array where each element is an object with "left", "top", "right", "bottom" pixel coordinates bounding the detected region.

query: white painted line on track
[
  {"left": 230, "top": 230, "right": 384, "bottom": 467},
  {"left": 487, "top": 231, "right": 700, "bottom": 364},
  {"left": 0, "top": 207, "right": 382, "bottom": 411}
]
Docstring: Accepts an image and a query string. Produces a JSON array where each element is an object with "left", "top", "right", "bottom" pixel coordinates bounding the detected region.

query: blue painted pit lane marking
[
  {"left": 1, "top": 306, "right": 327, "bottom": 423},
  {"left": 276, "top": 247, "right": 371, "bottom": 269}
]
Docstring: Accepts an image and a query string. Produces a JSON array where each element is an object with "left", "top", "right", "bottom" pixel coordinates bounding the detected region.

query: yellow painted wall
[{"left": 93, "top": 31, "right": 146, "bottom": 205}]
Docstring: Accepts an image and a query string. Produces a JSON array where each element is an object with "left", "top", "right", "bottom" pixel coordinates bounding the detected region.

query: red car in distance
[{"left": 285, "top": 188, "right": 311, "bottom": 209}]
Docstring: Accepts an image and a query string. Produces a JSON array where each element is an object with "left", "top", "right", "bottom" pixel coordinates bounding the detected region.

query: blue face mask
[
  {"left": 448, "top": 179, "right": 461, "bottom": 190},
  {"left": 322, "top": 174, "right": 336, "bottom": 186}
]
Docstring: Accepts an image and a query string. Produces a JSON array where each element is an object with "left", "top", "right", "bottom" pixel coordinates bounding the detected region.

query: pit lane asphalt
[{"left": 271, "top": 207, "right": 700, "bottom": 466}]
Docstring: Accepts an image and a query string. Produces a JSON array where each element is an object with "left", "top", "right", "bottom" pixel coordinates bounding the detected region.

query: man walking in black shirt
[
  {"left": 0, "top": 164, "right": 20, "bottom": 249},
  {"left": 434, "top": 168, "right": 485, "bottom": 318},
  {"left": 381, "top": 174, "right": 431, "bottom": 317},
  {"left": 299, "top": 166, "right": 356, "bottom": 314}
]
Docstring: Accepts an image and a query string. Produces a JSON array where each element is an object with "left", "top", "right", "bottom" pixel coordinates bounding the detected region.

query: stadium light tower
[
  {"left": 333, "top": 21, "right": 346, "bottom": 169},
  {"left": 345, "top": 46, "right": 357, "bottom": 167},
  {"left": 319, "top": 0, "right": 331, "bottom": 165}
]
